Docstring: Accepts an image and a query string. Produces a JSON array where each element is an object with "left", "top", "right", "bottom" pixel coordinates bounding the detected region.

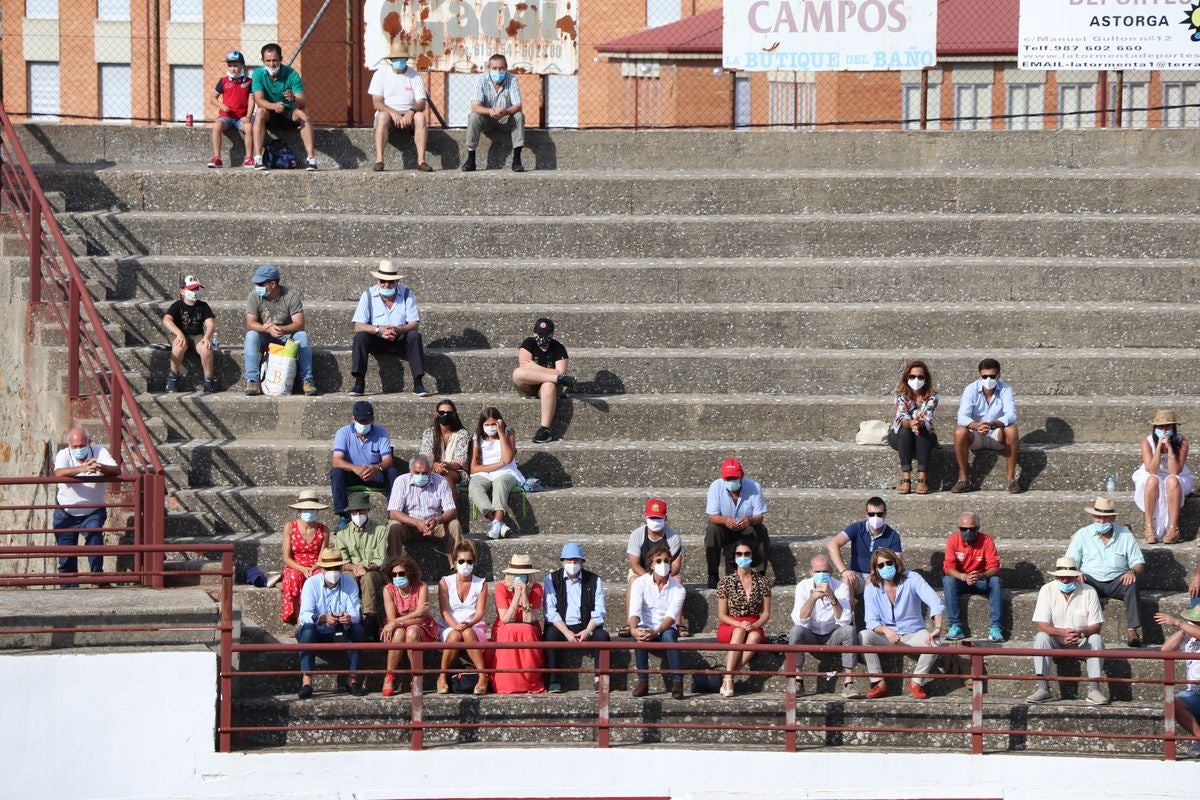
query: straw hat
[
  {"left": 1152, "top": 409, "right": 1178, "bottom": 426},
  {"left": 288, "top": 488, "right": 330, "bottom": 510},
  {"left": 1048, "top": 556, "right": 1082, "bottom": 578},
  {"left": 315, "top": 547, "right": 349, "bottom": 569},
  {"left": 1183, "top": 602, "right": 1200, "bottom": 623},
  {"left": 1085, "top": 497, "right": 1117, "bottom": 517},
  {"left": 503, "top": 553, "right": 538, "bottom": 575},
  {"left": 371, "top": 259, "right": 403, "bottom": 282},
  {"left": 387, "top": 40, "right": 412, "bottom": 60}
]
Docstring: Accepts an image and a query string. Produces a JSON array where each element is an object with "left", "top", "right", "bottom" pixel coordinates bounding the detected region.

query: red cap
[
  {"left": 720, "top": 457, "right": 744, "bottom": 478},
  {"left": 644, "top": 497, "right": 667, "bottom": 517}
]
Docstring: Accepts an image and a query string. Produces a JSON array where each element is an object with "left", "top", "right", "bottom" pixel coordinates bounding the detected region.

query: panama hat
[
  {"left": 387, "top": 40, "right": 412, "bottom": 59},
  {"left": 288, "top": 488, "right": 330, "bottom": 510},
  {"left": 503, "top": 553, "right": 538, "bottom": 575},
  {"left": 1085, "top": 497, "right": 1117, "bottom": 517},
  {"left": 315, "top": 547, "right": 349, "bottom": 569},
  {"left": 1048, "top": 556, "right": 1082, "bottom": 578},
  {"left": 371, "top": 259, "right": 404, "bottom": 282},
  {"left": 1152, "top": 409, "right": 1178, "bottom": 426}
]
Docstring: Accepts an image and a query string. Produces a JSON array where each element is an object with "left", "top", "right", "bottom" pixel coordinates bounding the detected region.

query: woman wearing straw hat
[
  {"left": 279, "top": 489, "right": 330, "bottom": 624},
  {"left": 1155, "top": 602, "right": 1200, "bottom": 758},
  {"left": 1132, "top": 409, "right": 1193, "bottom": 544},
  {"left": 487, "top": 554, "right": 546, "bottom": 694}
]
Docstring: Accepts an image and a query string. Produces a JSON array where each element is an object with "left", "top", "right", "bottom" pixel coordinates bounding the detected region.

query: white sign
[
  {"left": 364, "top": 0, "right": 579, "bottom": 74},
  {"left": 1019, "top": 0, "right": 1200, "bottom": 70},
  {"left": 722, "top": 0, "right": 937, "bottom": 72}
]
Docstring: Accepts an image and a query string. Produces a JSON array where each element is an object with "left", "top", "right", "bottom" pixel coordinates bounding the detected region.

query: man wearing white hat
[
  {"left": 368, "top": 40, "right": 433, "bottom": 172},
  {"left": 1027, "top": 556, "right": 1108, "bottom": 706},
  {"left": 349, "top": 260, "right": 429, "bottom": 397},
  {"left": 296, "top": 547, "right": 368, "bottom": 698},
  {"left": 1066, "top": 496, "right": 1146, "bottom": 647}
]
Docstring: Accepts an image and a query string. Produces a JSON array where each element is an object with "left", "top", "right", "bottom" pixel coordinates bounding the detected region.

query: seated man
[
  {"left": 624, "top": 498, "right": 686, "bottom": 636},
  {"left": 336, "top": 492, "right": 390, "bottom": 633},
  {"left": 942, "top": 511, "right": 1004, "bottom": 642},
  {"left": 952, "top": 357, "right": 1020, "bottom": 493},
  {"left": 1066, "top": 496, "right": 1146, "bottom": 647},
  {"left": 1027, "top": 556, "right": 1108, "bottom": 706},
  {"left": 628, "top": 543, "right": 687, "bottom": 699},
  {"left": 369, "top": 40, "right": 432, "bottom": 171},
  {"left": 296, "top": 548, "right": 368, "bottom": 698},
  {"left": 826, "top": 495, "right": 902, "bottom": 597},
  {"left": 704, "top": 457, "right": 770, "bottom": 588},
  {"left": 348, "top": 260, "right": 429, "bottom": 397},
  {"left": 788, "top": 553, "right": 861, "bottom": 698},
  {"left": 251, "top": 42, "right": 317, "bottom": 171},
  {"left": 161, "top": 273, "right": 217, "bottom": 393},
  {"left": 542, "top": 542, "right": 611, "bottom": 693},
  {"left": 462, "top": 53, "right": 525, "bottom": 172},
  {"left": 387, "top": 454, "right": 463, "bottom": 569},
  {"left": 512, "top": 317, "right": 574, "bottom": 444},
  {"left": 243, "top": 264, "right": 315, "bottom": 396},
  {"left": 329, "top": 400, "right": 402, "bottom": 528}
]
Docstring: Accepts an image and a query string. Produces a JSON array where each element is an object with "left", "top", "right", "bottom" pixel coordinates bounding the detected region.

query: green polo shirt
[
  {"left": 336, "top": 522, "right": 389, "bottom": 567},
  {"left": 251, "top": 64, "right": 304, "bottom": 108}
]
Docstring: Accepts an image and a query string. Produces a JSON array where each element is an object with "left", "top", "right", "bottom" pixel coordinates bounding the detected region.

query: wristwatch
[{"left": 374, "top": 325, "right": 380, "bottom": 334}]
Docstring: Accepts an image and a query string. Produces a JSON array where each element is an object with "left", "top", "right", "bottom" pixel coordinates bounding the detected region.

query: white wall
[{"left": 3, "top": 650, "right": 1196, "bottom": 800}]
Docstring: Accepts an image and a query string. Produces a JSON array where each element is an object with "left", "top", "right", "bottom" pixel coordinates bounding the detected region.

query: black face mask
[
  {"left": 534, "top": 334, "right": 552, "bottom": 349},
  {"left": 436, "top": 412, "right": 455, "bottom": 426}
]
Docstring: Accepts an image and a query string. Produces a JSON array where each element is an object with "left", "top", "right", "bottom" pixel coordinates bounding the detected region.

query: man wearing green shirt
[
  {"left": 336, "top": 493, "right": 390, "bottom": 630},
  {"left": 251, "top": 42, "right": 317, "bottom": 171}
]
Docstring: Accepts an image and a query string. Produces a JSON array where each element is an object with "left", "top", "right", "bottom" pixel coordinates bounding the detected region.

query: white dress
[
  {"left": 437, "top": 574, "right": 488, "bottom": 641},
  {"left": 1131, "top": 434, "right": 1194, "bottom": 538}
]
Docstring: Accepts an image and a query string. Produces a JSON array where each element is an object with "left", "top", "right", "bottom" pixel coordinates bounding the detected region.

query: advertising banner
[
  {"left": 1018, "top": 0, "right": 1200, "bottom": 70},
  {"left": 722, "top": 0, "right": 938, "bottom": 72},
  {"left": 364, "top": 0, "right": 579, "bottom": 74}
]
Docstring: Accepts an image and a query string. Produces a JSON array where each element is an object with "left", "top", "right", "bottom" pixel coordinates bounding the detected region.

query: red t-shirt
[
  {"left": 943, "top": 531, "right": 1001, "bottom": 576},
  {"left": 214, "top": 74, "right": 252, "bottom": 119}
]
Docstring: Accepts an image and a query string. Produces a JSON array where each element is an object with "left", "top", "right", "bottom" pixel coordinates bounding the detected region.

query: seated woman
[
  {"left": 888, "top": 359, "right": 938, "bottom": 495},
  {"left": 279, "top": 489, "right": 330, "bottom": 624},
  {"left": 715, "top": 544, "right": 771, "bottom": 697},
  {"left": 419, "top": 399, "right": 471, "bottom": 489},
  {"left": 1155, "top": 603, "right": 1200, "bottom": 759},
  {"left": 436, "top": 541, "right": 489, "bottom": 695},
  {"left": 1133, "top": 409, "right": 1193, "bottom": 544},
  {"left": 379, "top": 554, "right": 438, "bottom": 697},
  {"left": 858, "top": 547, "right": 944, "bottom": 700},
  {"left": 488, "top": 554, "right": 546, "bottom": 694},
  {"left": 468, "top": 406, "right": 525, "bottom": 540}
]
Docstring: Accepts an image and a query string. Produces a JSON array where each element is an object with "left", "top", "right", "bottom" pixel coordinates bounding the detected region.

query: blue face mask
[
  {"left": 490, "top": 69, "right": 506, "bottom": 83},
  {"left": 71, "top": 446, "right": 91, "bottom": 461},
  {"left": 299, "top": 510, "right": 318, "bottom": 523},
  {"left": 877, "top": 564, "right": 898, "bottom": 581},
  {"left": 734, "top": 556, "right": 753, "bottom": 569},
  {"left": 353, "top": 422, "right": 371, "bottom": 435},
  {"left": 392, "top": 576, "right": 409, "bottom": 589},
  {"left": 1058, "top": 581, "right": 1076, "bottom": 593},
  {"left": 1155, "top": 427, "right": 1173, "bottom": 439},
  {"left": 379, "top": 287, "right": 397, "bottom": 298},
  {"left": 1095, "top": 522, "right": 1113, "bottom": 535},
  {"left": 411, "top": 473, "right": 430, "bottom": 487},
  {"left": 723, "top": 478, "right": 741, "bottom": 492},
  {"left": 513, "top": 574, "right": 528, "bottom": 584},
  {"left": 254, "top": 285, "right": 268, "bottom": 297},
  {"left": 812, "top": 571, "right": 830, "bottom": 584},
  {"left": 391, "top": 59, "right": 407, "bottom": 71}
]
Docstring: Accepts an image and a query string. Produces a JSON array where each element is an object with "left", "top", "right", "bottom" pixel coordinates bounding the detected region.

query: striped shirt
[{"left": 387, "top": 472, "right": 456, "bottom": 520}]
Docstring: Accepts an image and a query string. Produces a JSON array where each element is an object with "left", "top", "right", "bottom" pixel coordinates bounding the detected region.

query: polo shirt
[
  {"left": 705, "top": 477, "right": 767, "bottom": 518},
  {"left": 791, "top": 576, "right": 852, "bottom": 634},
  {"left": 475, "top": 72, "right": 522, "bottom": 110},
  {"left": 214, "top": 73, "right": 252, "bottom": 118},
  {"left": 1065, "top": 523, "right": 1145, "bottom": 582},
  {"left": 956, "top": 378, "right": 1017, "bottom": 427},
  {"left": 840, "top": 519, "right": 902, "bottom": 574},
  {"left": 942, "top": 531, "right": 1001, "bottom": 575},
  {"left": 54, "top": 445, "right": 118, "bottom": 514},
  {"left": 368, "top": 66, "right": 427, "bottom": 113},
  {"left": 251, "top": 64, "right": 304, "bottom": 108},
  {"left": 1032, "top": 582, "right": 1104, "bottom": 629},
  {"left": 519, "top": 337, "right": 568, "bottom": 369},
  {"left": 352, "top": 285, "right": 419, "bottom": 327},
  {"left": 331, "top": 422, "right": 393, "bottom": 467},
  {"left": 245, "top": 286, "right": 303, "bottom": 326}
]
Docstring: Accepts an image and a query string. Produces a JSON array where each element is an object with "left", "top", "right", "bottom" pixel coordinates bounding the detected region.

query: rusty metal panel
[{"left": 365, "top": 0, "right": 580, "bottom": 74}]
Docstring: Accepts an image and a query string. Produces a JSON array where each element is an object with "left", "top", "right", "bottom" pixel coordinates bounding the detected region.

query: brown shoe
[
  {"left": 1165, "top": 525, "right": 1181, "bottom": 544},
  {"left": 303, "top": 381, "right": 318, "bottom": 397},
  {"left": 950, "top": 479, "right": 970, "bottom": 494},
  {"left": 1007, "top": 478, "right": 1022, "bottom": 494},
  {"left": 1144, "top": 522, "right": 1157, "bottom": 545},
  {"left": 244, "top": 380, "right": 261, "bottom": 396},
  {"left": 670, "top": 680, "right": 685, "bottom": 700},
  {"left": 631, "top": 679, "right": 649, "bottom": 697}
]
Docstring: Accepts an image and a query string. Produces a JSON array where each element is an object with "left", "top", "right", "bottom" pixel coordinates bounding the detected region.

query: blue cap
[
  {"left": 252, "top": 264, "right": 280, "bottom": 284},
  {"left": 352, "top": 400, "right": 375, "bottom": 421},
  {"left": 560, "top": 542, "right": 585, "bottom": 561},
  {"left": 225, "top": 50, "right": 245, "bottom": 63},
  {"left": 244, "top": 566, "right": 267, "bottom": 587}
]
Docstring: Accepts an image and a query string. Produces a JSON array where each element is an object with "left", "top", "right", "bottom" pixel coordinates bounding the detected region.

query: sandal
[
  {"left": 1007, "top": 479, "right": 1022, "bottom": 494},
  {"left": 916, "top": 478, "right": 928, "bottom": 494},
  {"left": 436, "top": 678, "right": 450, "bottom": 694},
  {"left": 474, "top": 679, "right": 489, "bottom": 695},
  {"left": 1165, "top": 524, "right": 1181, "bottom": 544},
  {"left": 381, "top": 673, "right": 396, "bottom": 698},
  {"left": 950, "top": 479, "right": 971, "bottom": 494},
  {"left": 898, "top": 478, "right": 912, "bottom": 495}
]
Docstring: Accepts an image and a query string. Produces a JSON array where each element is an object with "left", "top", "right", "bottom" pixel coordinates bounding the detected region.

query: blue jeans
[
  {"left": 942, "top": 574, "right": 1003, "bottom": 628},
  {"left": 634, "top": 625, "right": 681, "bottom": 683},
  {"left": 244, "top": 330, "right": 313, "bottom": 384},
  {"left": 296, "top": 622, "right": 366, "bottom": 674},
  {"left": 53, "top": 508, "right": 107, "bottom": 583}
]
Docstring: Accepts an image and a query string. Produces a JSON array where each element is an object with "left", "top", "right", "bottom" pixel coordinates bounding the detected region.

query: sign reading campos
[
  {"left": 1018, "top": 0, "right": 1200, "bottom": 70},
  {"left": 364, "top": 0, "right": 578, "bottom": 74},
  {"left": 722, "top": 0, "right": 937, "bottom": 72}
]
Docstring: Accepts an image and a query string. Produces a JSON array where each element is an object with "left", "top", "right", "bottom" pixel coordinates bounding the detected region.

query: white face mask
[
  {"left": 350, "top": 513, "right": 368, "bottom": 528},
  {"left": 645, "top": 517, "right": 666, "bottom": 533},
  {"left": 866, "top": 514, "right": 886, "bottom": 531},
  {"left": 323, "top": 570, "right": 340, "bottom": 585},
  {"left": 906, "top": 377, "right": 925, "bottom": 391},
  {"left": 980, "top": 376, "right": 998, "bottom": 391},
  {"left": 182, "top": 289, "right": 199, "bottom": 303},
  {"left": 652, "top": 562, "right": 671, "bottom": 578},
  {"left": 266, "top": 64, "right": 281, "bottom": 77},
  {"left": 456, "top": 562, "right": 474, "bottom": 577},
  {"left": 563, "top": 562, "right": 581, "bottom": 577},
  {"left": 226, "top": 67, "right": 242, "bottom": 78},
  {"left": 482, "top": 424, "right": 499, "bottom": 437}
]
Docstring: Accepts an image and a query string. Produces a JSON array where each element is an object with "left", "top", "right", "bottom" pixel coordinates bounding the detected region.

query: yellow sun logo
[{"left": 1186, "top": 3, "right": 1200, "bottom": 41}]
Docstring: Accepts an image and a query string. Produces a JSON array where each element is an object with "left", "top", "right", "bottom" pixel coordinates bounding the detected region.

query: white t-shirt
[
  {"left": 368, "top": 66, "right": 427, "bottom": 113},
  {"left": 1183, "top": 634, "right": 1200, "bottom": 689},
  {"left": 54, "top": 444, "right": 118, "bottom": 515}
]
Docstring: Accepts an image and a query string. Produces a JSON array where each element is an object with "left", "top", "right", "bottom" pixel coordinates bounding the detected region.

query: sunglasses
[
  {"left": 875, "top": 560, "right": 895, "bottom": 568},
  {"left": 980, "top": 373, "right": 999, "bottom": 379},
  {"left": 734, "top": 551, "right": 753, "bottom": 557},
  {"left": 959, "top": 527, "right": 978, "bottom": 533},
  {"left": 392, "top": 571, "right": 406, "bottom": 577},
  {"left": 652, "top": 559, "right": 671, "bottom": 565},
  {"left": 908, "top": 373, "right": 927, "bottom": 379},
  {"left": 867, "top": 511, "right": 886, "bottom": 518},
  {"left": 456, "top": 559, "right": 474, "bottom": 565}
]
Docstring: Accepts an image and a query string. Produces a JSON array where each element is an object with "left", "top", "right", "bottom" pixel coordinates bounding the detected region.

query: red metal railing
[
  {"left": 222, "top": 638, "right": 1194, "bottom": 759},
  {"left": 0, "top": 103, "right": 168, "bottom": 586}
]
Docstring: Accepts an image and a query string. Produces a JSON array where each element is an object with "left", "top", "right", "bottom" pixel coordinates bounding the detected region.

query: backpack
[{"left": 264, "top": 138, "right": 296, "bottom": 169}]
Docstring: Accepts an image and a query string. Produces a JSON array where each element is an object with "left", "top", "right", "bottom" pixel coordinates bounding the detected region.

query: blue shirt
[
  {"left": 864, "top": 571, "right": 944, "bottom": 635},
  {"left": 1066, "top": 523, "right": 1145, "bottom": 582},
  {"left": 351, "top": 284, "right": 420, "bottom": 327},
  {"left": 956, "top": 379, "right": 1017, "bottom": 427},
  {"left": 297, "top": 572, "right": 362, "bottom": 633},
  {"left": 705, "top": 477, "right": 768, "bottom": 518},
  {"left": 542, "top": 570, "right": 607, "bottom": 626},
  {"left": 331, "top": 422, "right": 392, "bottom": 466},
  {"left": 840, "top": 519, "right": 903, "bottom": 574}
]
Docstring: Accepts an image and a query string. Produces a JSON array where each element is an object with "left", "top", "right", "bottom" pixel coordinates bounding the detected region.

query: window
[
  {"left": 902, "top": 82, "right": 940, "bottom": 130},
  {"left": 244, "top": 0, "right": 276, "bottom": 24},
  {"left": 545, "top": 74, "right": 578, "bottom": 128},
  {"left": 733, "top": 76, "right": 751, "bottom": 129},
  {"left": 953, "top": 84, "right": 991, "bottom": 130},
  {"left": 447, "top": 72, "right": 477, "bottom": 127},
  {"left": 769, "top": 73, "right": 815, "bottom": 130},
  {"left": 1109, "top": 81, "right": 1148, "bottom": 129},
  {"left": 170, "top": 0, "right": 202, "bottom": 22},
  {"left": 622, "top": 62, "right": 661, "bottom": 128},
  {"left": 1162, "top": 82, "right": 1200, "bottom": 128},
  {"left": 27, "top": 62, "right": 60, "bottom": 117},
  {"left": 646, "top": 0, "right": 680, "bottom": 28},
  {"left": 99, "top": 64, "right": 132, "bottom": 121},
  {"left": 97, "top": 0, "right": 130, "bottom": 20},
  {"left": 171, "top": 65, "right": 205, "bottom": 122},
  {"left": 1006, "top": 84, "right": 1043, "bottom": 130},
  {"left": 1057, "top": 83, "right": 1096, "bottom": 129},
  {"left": 25, "top": 0, "right": 58, "bottom": 18}
]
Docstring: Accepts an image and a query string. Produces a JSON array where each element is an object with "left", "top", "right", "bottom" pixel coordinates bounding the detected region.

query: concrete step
[
  {"left": 140, "top": 390, "right": 1200, "bottom": 446},
  {"left": 119, "top": 345, "right": 1200, "bottom": 397},
  {"left": 40, "top": 168, "right": 1200, "bottom": 216},
  {"left": 101, "top": 299, "right": 1200, "bottom": 351},
  {"left": 158, "top": 438, "right": 1147, "bottom": 492},
  {"left": 64, "top": 210, "right": 1198, "bottom": 260}
]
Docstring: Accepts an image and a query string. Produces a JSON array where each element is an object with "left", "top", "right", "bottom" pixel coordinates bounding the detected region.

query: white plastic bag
[
  {"left": 855, "top": 420, "right": 889, "bottom": 446},
  {"left": 261, "top": 352, "right": 297, "bottom": 396}
]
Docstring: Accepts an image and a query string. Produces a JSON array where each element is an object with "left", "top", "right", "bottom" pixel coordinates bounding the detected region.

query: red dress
[
  {"left": 279, "top": 520, "right": 326, "bottom": 624},
  {"left": 384, "top": 580, "right": 438, "bottom": 641},
  {"left": 487, "top": 581, "right": 546, "bottom": 694}
]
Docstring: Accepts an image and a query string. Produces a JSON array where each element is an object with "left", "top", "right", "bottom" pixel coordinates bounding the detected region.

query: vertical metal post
[
  {"left": 784, "top": 651, "right": 797, "bottom": 753},
  {"left": 131, "top": 474, "right": 144, "bottom": 578},
  {"left": 218, "top": 550, "right": 234, "bottom": 753},
  {"left": 970, "top": 654, "right": 984, "bottom": 755},
  {"left": 1114, "top": 71, "right": 1125, "bottom": 129},
  {"left": 145, "top": 472, "right": 165, "bottom": 588},
  {"left": 597, "top": 648, "right": 610, "bottom": 748},
  {"left": 540, "top": 74, "right": 549, "bottom": 128},
  {"left": 919, "top": 68, "right": 930, "bottom": 130},
  {"left": 67, "top": 279, "right": 80, "bottom": 398},
  {"left": 1164, "top": 658, "right": 1177, "bottom": 761},
  {"left": 151, "top": 0, "right": 162, "bottom": 124},
  {"left": 28, "top": 201, "right": 42, "bottom": 304},
  {"left": 410, "top": 654, "right": 424, "bottom": 750},
  {"left": 1097, "top": 70, "right": 1109, "bottom": 128}
]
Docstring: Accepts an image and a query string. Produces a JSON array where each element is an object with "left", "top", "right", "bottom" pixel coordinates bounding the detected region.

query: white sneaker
[
  {"left": 1186, "top": 741, "right": 1200, "bottom": 759},
  {"left": 1085, "top": 688, "right": 1109, "bottom": 706},
  {"left": 1026, "top": 686, "right": 1052, "bottom": 704},
  {"left": 486, "top": 520, "right": 502, "bottom": 540},
  {"left": 498, "top": 523, "right": 511, "bottom": 539}
]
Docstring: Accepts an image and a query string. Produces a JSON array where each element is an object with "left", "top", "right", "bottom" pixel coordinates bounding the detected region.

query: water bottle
[
  {"left": 210, "top": 335, "right": 219, "bottom": 351},
  {"left": 1106, "top": 474, "right": 1116, "bottom": 499}
]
